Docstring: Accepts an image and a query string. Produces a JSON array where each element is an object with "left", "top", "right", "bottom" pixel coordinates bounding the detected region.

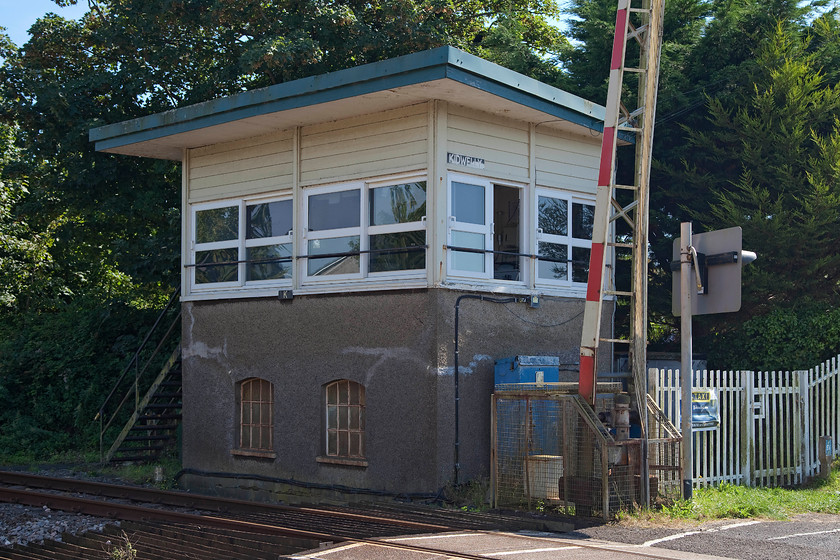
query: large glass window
[
  {"left": 536, "top": 190, "right": 595, "bottom": 285},
  {"left": 246, "top": 199, "right": 293, "bottom": 281},
  {"left": 194, "top": 204, "right": 240, "bottom": 285},
  {"left": 448, "top": 176, "right": 522, "bottom": 281},
  {"left": 325, "top": 380, "right": 365, "bottom": 459},
  {"left": 190, "top": 197, "right": 293, "bottom": 289},
  {"left": 306, "top": 188, "right": 361, "bottom": 277},
  {"left": 303, "top": 179, "right": 426, "bottom": 281},
  {"left": 368, "top": 181, "right": 427, "bottom": 273}
]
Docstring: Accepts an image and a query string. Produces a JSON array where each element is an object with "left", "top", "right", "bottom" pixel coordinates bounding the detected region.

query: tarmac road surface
[
  {"left": 293, "top": 513, "right": 840, "bottom": 559},
  {"left": 574, "top": 513, "right": 840, "bottom": 560}
]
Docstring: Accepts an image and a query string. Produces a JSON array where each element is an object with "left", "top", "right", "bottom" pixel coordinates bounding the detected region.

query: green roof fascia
[{"left": 90, "top": 46, "right": 628, "bottom": 153}]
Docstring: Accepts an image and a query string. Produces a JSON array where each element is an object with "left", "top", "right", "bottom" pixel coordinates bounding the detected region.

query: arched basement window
[
  {"left": 325, "top": 379, "right": 365, "bottom": 459},
  {"left": 238, "top": 377, "right": 274, "bottom": 452}
]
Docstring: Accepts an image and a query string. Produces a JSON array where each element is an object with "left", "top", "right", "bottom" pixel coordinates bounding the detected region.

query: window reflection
[
  {"left": 370, "top": 182, "right": 426, "bottom": 225},
  {"left": 247, "top": 200, "right": 292, "bottom": 239},
  {"left": 196, "top": 248, "right": 238, "bottom": 283},
  {"left": 247, "top": 244, "right": 292, "bottom": 281},
  {"left": 370, "top": 231, "right": 426, "bottom": 272},
  {"left": 572, "top": 202, "right": 594, "bottom": 240},
  {"left": 537, "top": 242, "right": 568, "bottom": 280},
  {"left": 308, "top": 190, "right": 360, "bottom": 231},
  {"left": 452, "top": 182, "right": 485, "bottom": 225},
  {"left": 308, "top": 236, "right": 361, "bottom": 276},
  {"left": 538, "top": 196, "right": 568, "bottom": 236},
  {"left": 196, "top": 206, "right": 238, "bottom": 243}
]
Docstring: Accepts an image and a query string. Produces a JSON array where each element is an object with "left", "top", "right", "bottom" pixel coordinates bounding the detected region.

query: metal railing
[{"left": 95, "top": 286, "right": 182, "bottom": 462}]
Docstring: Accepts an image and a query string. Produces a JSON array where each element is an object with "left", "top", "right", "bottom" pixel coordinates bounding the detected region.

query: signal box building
[{"left": 91, "top": 47, "right": 614, "bottom": 500}]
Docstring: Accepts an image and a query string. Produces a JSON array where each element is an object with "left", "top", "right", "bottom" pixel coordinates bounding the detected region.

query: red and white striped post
[{"left": 578, "top": 0, "right": 631, "bottom": 405}]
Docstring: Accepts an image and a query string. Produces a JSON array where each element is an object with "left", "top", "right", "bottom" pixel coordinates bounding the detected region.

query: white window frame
[
  {"left": 302, "top": 181, "right": 364, "bottom": 282},
  {"left": 302, "top": 175, "right": 427, "bottom": 285},
  {"left": 366, "top": 176, "right": 428, "bottom": 279},
  {"left": 189, "top": 195, "right": 294, "bottom": 292},
  {"left": 243, "top": 196, "right": 295, "bottom": 285},
  {"left": 446, "top": 173, "right": 525, "bottom": 283},
  {"left": 534, "top": 188, "right": 596, "bottom": 287}
]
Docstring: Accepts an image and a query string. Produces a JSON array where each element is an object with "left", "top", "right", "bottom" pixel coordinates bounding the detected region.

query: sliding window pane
[
  {"left": 307, "top": 236, "right": 360, "bottom": 276},
  {"left": 572, "top": 203, "right": 595, "bottom": 240},
  {"left": 196, "top": 206, "right": 238, "bottom": 243},
  {"left": 195, "top": 248, "right": 238, "bottom": 283},
  {"left": 308, "top": 190, "right": 360, "bottom": 231},
  {"left": 247, "top": 200, "right": 293, "bottom": 239},
  {"left": 246, "top": 243, "right": 292, "bottom": 281},
  {"left": 370, "top": 182, "right": 426, "bottom": 225},
  {"left": 537, "top": 242, "right": 568, "bottom": 281},
  {"left": 572, "top": 246, "right": 591, "bottom": 283},
  {"left": 538, "top": 196, "right": 568, "bottom": 236},
  {"left": 369, "top": 231, "right": 425, "bottom": 272}
]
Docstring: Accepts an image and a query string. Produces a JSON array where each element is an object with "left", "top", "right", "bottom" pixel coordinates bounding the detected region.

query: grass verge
[{"left": 625, "top": 459, "right": 840, "bottom": 523}]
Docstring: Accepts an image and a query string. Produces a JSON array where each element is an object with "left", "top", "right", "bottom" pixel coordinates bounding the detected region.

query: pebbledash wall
[{"left": 90, "top": 47, "right": 617, "bottom": 500}]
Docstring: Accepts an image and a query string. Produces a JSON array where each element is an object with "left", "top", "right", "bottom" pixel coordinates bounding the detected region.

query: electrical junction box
[{"left": 494, "top": 356, "right": 560, "bottom": 386}]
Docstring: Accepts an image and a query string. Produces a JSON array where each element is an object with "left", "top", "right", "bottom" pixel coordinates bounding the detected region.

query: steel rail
[
  {"left": 0, "top": 486, "right": 336, "bottom": 540},
  {"left": 0, "top": 481, "right": 716, "bottom": 560},
  {"left": 0, "top": 471, "right": 450, "bottom": 532},
  {"left": 0, "top": 486, "right": 496, "bottom": 560}
]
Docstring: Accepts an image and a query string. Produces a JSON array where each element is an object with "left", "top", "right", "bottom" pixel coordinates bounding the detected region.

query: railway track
[
  {"left": 0, "top": 471, "right": 509, "bottom": 559},
  {"left": 0, "top": 472, "right": 705, "bottom": 560}
]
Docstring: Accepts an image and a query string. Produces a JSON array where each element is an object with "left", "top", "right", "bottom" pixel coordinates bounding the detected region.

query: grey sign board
[{"left": 672, "top": 226, "right": 745, "bottom": 316}]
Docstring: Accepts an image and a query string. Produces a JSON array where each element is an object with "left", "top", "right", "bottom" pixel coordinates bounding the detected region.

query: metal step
[
  {"left": 130, "top": 423, "right": 179, "bottom": 432},
  {"left": 150, "top": 392, "right": 182, "bottom": 399},
  {"left": 138, "top": 413, "right": 182, "bottom": 421},
  {"left": 122, "top": 435, "right": 174, "bottom": 442},
  {"left": 114, "top": 444, "right": 165, "bottom": 454},
  {"left": 144, "top": 402, "right": 182, "bottom": 410}
]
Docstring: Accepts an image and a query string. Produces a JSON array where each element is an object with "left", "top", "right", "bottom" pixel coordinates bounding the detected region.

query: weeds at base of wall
[
  {"left": 91, "top": 457, "right": 182, "bottom": 490},
  {"left": 443, "top": 477, "right": 491, "bottom": 512}
]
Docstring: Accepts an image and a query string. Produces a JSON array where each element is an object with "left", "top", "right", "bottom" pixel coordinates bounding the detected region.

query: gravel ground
[
  {"left": 0, "top": 502, "right": 117, "bottom": 548},
  {"left": 0, "top": 465, "right": 135, "bottom": 549}
]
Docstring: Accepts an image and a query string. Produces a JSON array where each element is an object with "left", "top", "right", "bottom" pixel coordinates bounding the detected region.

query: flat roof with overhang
[{"left": 90, "top": 46, "right": 626, "bottom": 161}]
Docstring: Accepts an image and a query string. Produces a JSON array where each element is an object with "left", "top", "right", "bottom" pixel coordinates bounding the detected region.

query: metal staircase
[{"left": 96, "top": 288, "right": 182, "bottom": 463}]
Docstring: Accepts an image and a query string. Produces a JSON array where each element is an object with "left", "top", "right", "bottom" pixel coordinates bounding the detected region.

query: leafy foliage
[
  {"left": 0, "top": 298, "right": 157, "bottom": 460},
  {"left": 640, "top": 3, "right": 840, "bottom": 355},
  {"left": 704, "top": 302, "right": 840, "bottom": 370},
  {"left": 672, "top": 15, "right": 840, "bottom": 355},
  {"left": 0, "top": 123, "right": 61, "bottom": 309}
]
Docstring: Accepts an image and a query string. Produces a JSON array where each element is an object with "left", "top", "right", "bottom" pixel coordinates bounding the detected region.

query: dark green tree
[
  {"left": 667, "top": 11, "right": 840, "bottom": 365},
  {"left": 691, "top": 22, "right": 840, "bottom": 307},
  {"left": 0, "top": 121, "right": 61, "bottom": 309}
]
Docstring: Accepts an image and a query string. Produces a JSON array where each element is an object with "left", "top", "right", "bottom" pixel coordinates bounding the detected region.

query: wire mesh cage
[{"left": 492, "top": 388, "right": 682, "bottom": 519}]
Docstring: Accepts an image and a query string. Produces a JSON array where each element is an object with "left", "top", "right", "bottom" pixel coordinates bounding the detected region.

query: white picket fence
[{"left": 650, "top": 354, "right": 840, "bottom": 487}]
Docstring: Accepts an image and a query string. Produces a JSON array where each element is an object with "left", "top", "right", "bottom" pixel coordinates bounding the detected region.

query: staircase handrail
[
  {"left": 96, "top": 286, "right": 181, "bottom": 461},
  {"left": 95, "top": 286, "right": 181, "bottom": 422},
  {"left": 99, "top": 310, "right": 181, "bottom": 436}
]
